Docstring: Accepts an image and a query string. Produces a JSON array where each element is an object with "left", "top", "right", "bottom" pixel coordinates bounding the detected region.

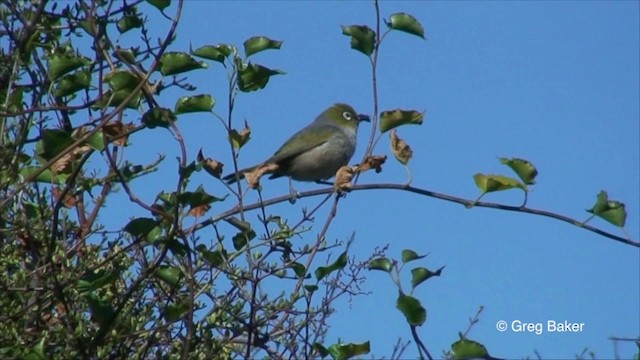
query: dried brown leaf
[
  {"left": 51, "top": 153, "right": 73, "bottom": 174},
  {"left": 72, "top": 145, "right": 92, "bottom": 157},
  {"left": 334, "top": 165, "right": 356, "bottom": 192},
  {"left": 390, "top": 129, "right": 413, "bottom": 165},
  {"left": 245, "top": 163, "right": 278, "bottom": 189},
  {"left": 357, "top": 155, "right": 387, "bottom": 174},
  {"left": 18, "top": 230, "right": 41, "bottom": 251},
  {"left": 103, "top": 121, "right": 136, "bottom": 146},
  {"left": 51, "top": 145, "right": 91, "bottom": 174},
  {"left": 52, "top": 187, "right": 77, "bottom": 208},
  {"left": 189, "top": 204, "right": 211, "bottom": 217},
  {"left": 229, "top": 120, "right": 252, "bottom": 149},
  {"left": 197, "top": 148, "right": 224, "bottom": 178},
  {"left": 241, "top": 120, "right": 251, "bottom": 137}
]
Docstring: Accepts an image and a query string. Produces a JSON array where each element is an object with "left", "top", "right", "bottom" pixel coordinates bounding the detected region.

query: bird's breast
[{"left": 286, "top": 133, "right": 356, "bottom": 181}]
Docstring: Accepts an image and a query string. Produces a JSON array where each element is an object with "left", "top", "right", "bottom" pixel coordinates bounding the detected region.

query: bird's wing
[{"left": 267, "top": 125, "right": 336, "bottom": 164}]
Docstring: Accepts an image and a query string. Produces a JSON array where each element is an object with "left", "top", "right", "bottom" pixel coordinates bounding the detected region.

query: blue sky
[{"left": 117, "top": 1, "right": 640, "bottom": 358}]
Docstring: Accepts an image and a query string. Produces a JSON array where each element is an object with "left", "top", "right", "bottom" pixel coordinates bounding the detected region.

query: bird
[{"left": 223, "top": 103, "right": 370, "bottom": 186}]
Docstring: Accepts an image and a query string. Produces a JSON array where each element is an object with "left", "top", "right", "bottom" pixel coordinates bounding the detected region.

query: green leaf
[
  {"left": 164, "top": 301, "right": 190, "bottom": 322},
  {"left": 237, "top": 62, "right": 285, "bottom": 92},
  {"left": 155, "top": 265, "right": 182, "bottom": 287},
  {"left": 117, "top": 8, "right": 143, "bottom": 33},
  {"left": 53, "top": 70, "right": 91, "bottom": 97},
  {"left": 411, "top": 266, "right": 444, "bottom": 289},
  {"left": 181, "top": 160, "right": 201, "bottom": 182},
  {"left": 227, "top": 217, "right": 256, "bottom": 250},
  {"left": 19, "top": 166, "right": 68, "bottom": 184},
  {"left": 341, "top": 25, "right": 375, "bottom": 56},
  {"left": 86, "top": 293, "right": 116, "bottom": 327},
  {"left": 290, "top": 262, "right": 307, "bottom": 278},
  {"left": 315, "top": 251, "right": 348, "bottom": 282},
  {"left": 327, "top": 341, "right": 371, "bottom": 360},
  {"left": 368, "top": 257, "right": 393, "bottom": 272},
  {"left": 47, "top": 54, "right": 90, "bottom": 81},
  {"left": 192, "top": 44, "right": 234, "bottom": 63},
  {"left": 386, "top": 13, "right": 426, "bottom": 39},
  {"left": 499, "top": 157, "right": 537, "bottom": 185},
  {"left": 2, "top": 86, "right": 24, "bottom": 113},
  {"left": 174, "top": 94, "right": 215, "bottom": 114},
  {"left": 313, "top": 343, "right": 329, "bottom": 358},
  {"left": 93, "top": 89, "right": 142, "bottom": 109},
  {"left": 114, "top": 48, "right": 138, "bottom": 64},
  {"left": 105, "top": 70, "right": 141, "bottom": 91},
  {"left": 85, "top": 130, "right": 106, "bottom": 152},
  {"left": 380, "top": 109, "right": 424, "bottom": 133},
  {"left": 170, "top": 240, "right": 190, "bottom": 257},
  {"left": 141, "top": 108, "right": 175, "bottom": 129},
  {"left": 225, "top": 216, "right": 253, "bottom": 233},
  {"left": 36, "top": 129, "right": 75, "bottom": 161},
  {"left": 244, "top": 36, "right": 283, "bottom": 57},
  {"left": 77, "top": 270, "right": 118, "bottom": 295},
  {"left": 197, "top": 244, "right": 227, "bottom": 267},
  {"left": 232, "top": 230, "right": 256, "bottom": 250},
  {"left": 473, "top": 173, "right": 525, "bottom": 194},
  {"left": 451, "top": 338, "right": 490, "bottom": 360},
  {"left": 178, "top": 185, "right": 224, "bottom": 209},
  {"left": 304, "top": 285, "right": 319, "bottom": 293},
  {"left": 401, "top": 249, "right": 426, "bottom": 263},
  {"left": 26, "top": 337, "right": 46, "bottom": 360},
  {"left": 78, "top": 19, "right": 98, "bottom": 37},
  {"left": 124, "top": 217, "right": 162, "bottom": 243},
  {"left": 396, "top": 291, "right": 426, "bottom": 326},
  {"left": 159, "top": 52, "right": 208, "bottom": 76},
  {"left": 146, "top": 0, "right": 170, "bottom": 11},
  {"left": 587, "top": 190, "right": 627, "bottom": 227}
]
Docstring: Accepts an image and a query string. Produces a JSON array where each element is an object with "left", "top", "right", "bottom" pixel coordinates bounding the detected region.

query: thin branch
[
  {"left": 410, "top": 325, "right": 433, "bottom": 360},
  {"left": 461, "top": 306, "right": 484, "bottom": 338},
  {"left": 199, "top": 183, "right": 638, "bottom": 248}
]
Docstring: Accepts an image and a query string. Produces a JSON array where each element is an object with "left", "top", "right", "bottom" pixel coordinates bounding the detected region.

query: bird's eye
[{"left": 342, "top": 111, "right": 353, "bottom": 121}]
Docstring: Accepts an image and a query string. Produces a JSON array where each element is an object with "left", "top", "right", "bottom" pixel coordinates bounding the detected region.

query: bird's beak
[{"left": 357, "top": 114, "right": 371, "bottom": 122}]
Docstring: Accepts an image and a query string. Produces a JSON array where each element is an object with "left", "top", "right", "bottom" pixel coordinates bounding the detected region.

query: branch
[{"left": 198, "top": 182, "right": 638, "bottom": 248}]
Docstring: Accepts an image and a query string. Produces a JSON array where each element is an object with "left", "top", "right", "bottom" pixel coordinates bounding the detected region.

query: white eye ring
[{"left": 342, "top": 111, "right": 353, "bottom": 121}]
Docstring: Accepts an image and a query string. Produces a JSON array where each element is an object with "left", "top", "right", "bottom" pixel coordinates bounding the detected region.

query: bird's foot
[
  {"left": 288, "top": 191, "right": 301, "bottom": 204},
  {"left": 288, "top": 179, "right": 299, "bottom": 204}
]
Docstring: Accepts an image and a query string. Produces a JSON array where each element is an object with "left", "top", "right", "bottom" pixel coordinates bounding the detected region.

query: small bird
[{"left": 224, "top": 103, "right": 370, "bottom": 185}]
